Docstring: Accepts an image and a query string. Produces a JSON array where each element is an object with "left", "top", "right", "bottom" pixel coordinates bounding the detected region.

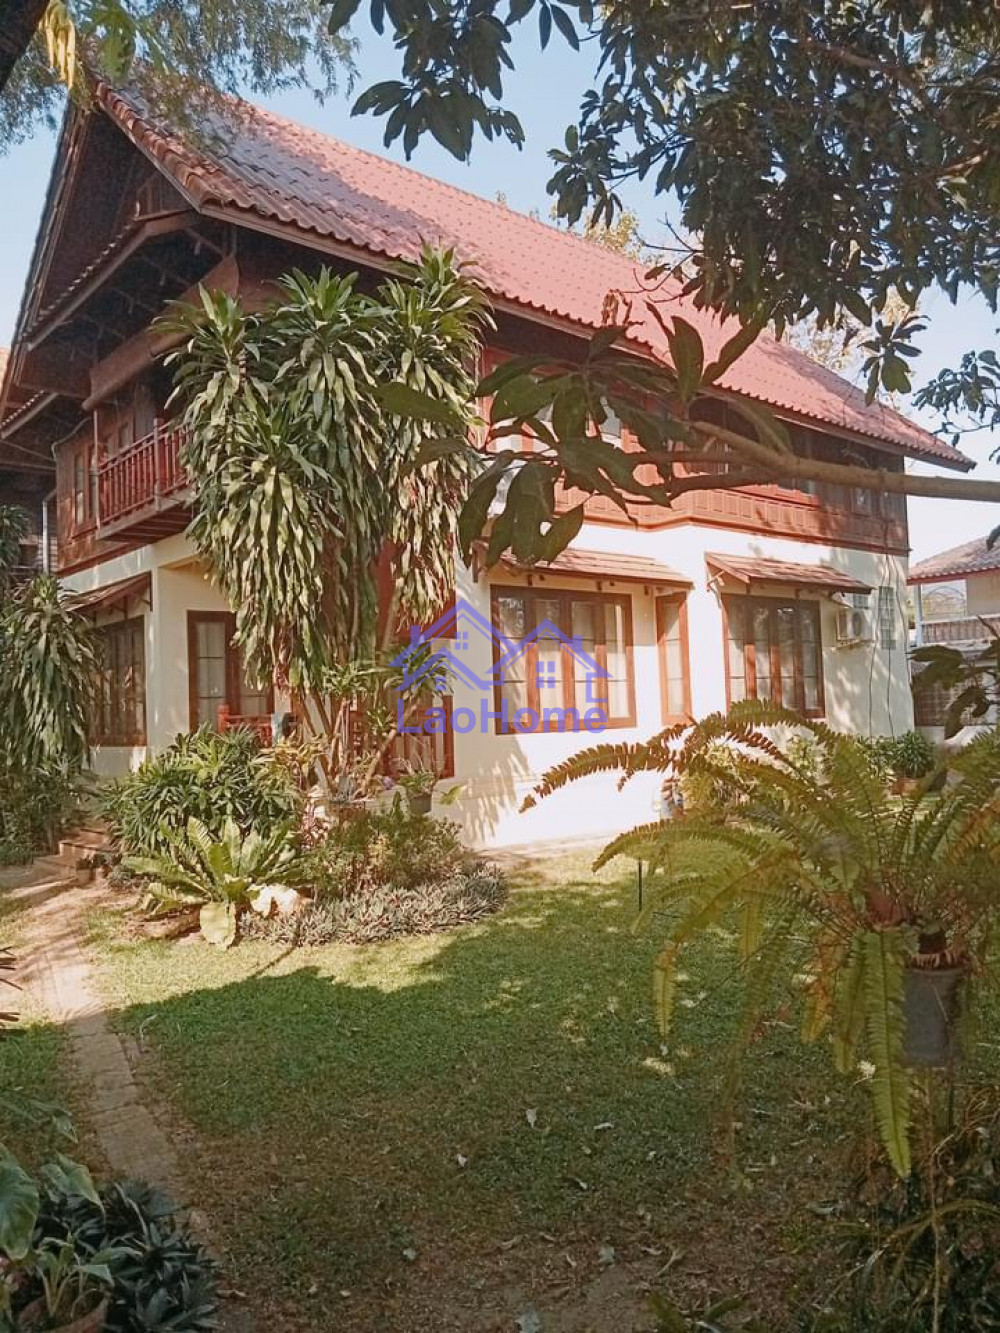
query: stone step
[
  {"left": 30, "top": 856, "right": 77, "bottom": 885},
  {"left": 57, "top": 830, "right": 113, "bottom": 864}
]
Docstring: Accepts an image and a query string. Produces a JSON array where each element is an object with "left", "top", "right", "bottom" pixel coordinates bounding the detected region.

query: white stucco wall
[
  {"left": 66, "top": 522, "right": 913, "bottom": 845},
  {"left": 965, "top": 571, "right": 1000, "bottom": 617}
]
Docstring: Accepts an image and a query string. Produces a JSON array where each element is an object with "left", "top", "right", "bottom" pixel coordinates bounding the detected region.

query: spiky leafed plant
[
  {"left": 524, "top": 701, "right": 1000, "bottom": 1177},
  {"left": 164, "top": 249, "right": 489, "bottom": 701},
  {"left": 0, "top": 575, "right": 96, "bottom": 774},
  {"left": 0, "top": 506, "right": 28, "bottom": 596}
]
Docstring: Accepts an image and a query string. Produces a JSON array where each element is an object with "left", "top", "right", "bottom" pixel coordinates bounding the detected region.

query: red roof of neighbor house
[
  {"left": 93, "top": 83, "right": 970, "bottom": 473},
  {"left": 908, "top": 536, "right": 1000, "bottom": 583},
  {"left": 706, "top": 553, "right": 873, "bottom": 593}
]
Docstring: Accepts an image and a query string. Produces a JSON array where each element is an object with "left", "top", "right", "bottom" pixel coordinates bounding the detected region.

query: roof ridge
[{"left": 83, "top": 79, "right": 970, "bottom": 471}]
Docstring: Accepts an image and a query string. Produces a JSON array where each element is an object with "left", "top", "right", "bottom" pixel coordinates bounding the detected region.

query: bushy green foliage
[
  {"left": 126, "top": 816, "right": 310, "bottom": 946},
  {"left": 312, "top": 799, "right": 478, "bottom": 898},
  {"left": 811, "top": 1088, "right": 1000, "bottom": 1332},
  {"left": 0, "top": 765, "right": 80, "bottom": 864},
  {"left": 243, "top": 799, "right": 504, "bottom": 945},
  {"left": 102, "top": 727, "right": 301, "bottom": 856},
  {"left": 0, "top": 576, "right": 96, "bottom": 775},
  {"left": 865, "top": 730, "right": 938, "bottom": 782},
  {"left": 528, "top": 703, "right": 1000, "bottom": 1177},
  {"left": 33, "top": 1178, "right": 217, "bottom": 1333}
]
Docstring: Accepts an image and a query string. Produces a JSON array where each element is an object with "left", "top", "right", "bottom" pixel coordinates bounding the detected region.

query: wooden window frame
[
  {"left": 71, "top": 443, "right": 97, "bottom": 534},
  {"left": 187, "top": 611, "right": 274, "bottom": 731},
  {"left": 92, "top": 616, "right": 147, "bottom": 746},
  {"left": 722, "top": 594, "right": 825, "bottom": 718},
  {"left": 656, "top": 593, "right": 693, "bottom": 725},
  {"left": 490, "top": 585, "right": 636, "bottom": 733}
]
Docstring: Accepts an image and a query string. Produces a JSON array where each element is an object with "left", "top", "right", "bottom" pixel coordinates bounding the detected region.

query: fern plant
[
  {"left": 125, "top": 818, "right": 310, "bottom": 947},
  {"left": 525, "top": 701, "right": 1000, "bottom": 1177}
]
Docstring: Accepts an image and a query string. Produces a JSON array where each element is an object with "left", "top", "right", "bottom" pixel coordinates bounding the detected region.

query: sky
[{"left": 1, "top": 32, "right": 998, "bottom": 562}]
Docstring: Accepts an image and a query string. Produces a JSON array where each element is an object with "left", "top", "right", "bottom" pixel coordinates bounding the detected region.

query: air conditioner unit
[{"left": 836, "top": 606, "right": 873, "bottom": 644}]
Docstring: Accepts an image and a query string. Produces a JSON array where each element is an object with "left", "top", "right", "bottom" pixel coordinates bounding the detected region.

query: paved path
[
  {"left": 3, "top": 865, "right": 183, "bottom": 1189},
  {"left": 0, "top": 863, "right": 254, "bottom": 1331}
]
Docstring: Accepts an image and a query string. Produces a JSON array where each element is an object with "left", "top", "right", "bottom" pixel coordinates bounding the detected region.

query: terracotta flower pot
[
  {"left": 406, "top": 791, "right": 433, "bottom": 816},
  {"left": 903, "top": 965, "right": 965, "bottom": 1068}
]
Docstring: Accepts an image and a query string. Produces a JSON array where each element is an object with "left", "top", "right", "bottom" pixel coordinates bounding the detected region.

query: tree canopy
[
  {"left": 325, "top": 1, "right": 1000, "bottom": 565},
  {"left": 332, "top": 1, "right": 1000, "bottom": 417},
  {"left": 0, "top": 0, "right": 354, "bottom": 148}
]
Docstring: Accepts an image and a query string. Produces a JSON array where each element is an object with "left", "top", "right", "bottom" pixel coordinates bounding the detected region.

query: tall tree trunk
[{"left": 0, "top": 0, "right": 48, "bottom": 92}]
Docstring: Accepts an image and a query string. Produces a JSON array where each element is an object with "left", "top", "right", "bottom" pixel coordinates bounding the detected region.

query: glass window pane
[
  {"left": 776, "top": 605, "right": 798, "bottom": 708},
  {"left": 753, "top": 605, "right": 773, "bottom": 700},
  {"left": 603, "top": 601, "right": 629, "bottom": 718},
  {"left": 726, "top": 600, "right": 747, "bottom": 701}
]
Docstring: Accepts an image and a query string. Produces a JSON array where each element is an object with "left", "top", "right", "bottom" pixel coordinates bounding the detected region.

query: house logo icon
[{"left": 390, "top": 597, "right": 611, "bottom": 735}]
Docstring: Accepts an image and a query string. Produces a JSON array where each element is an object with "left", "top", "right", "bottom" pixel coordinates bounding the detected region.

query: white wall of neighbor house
[
  {"left": 65, "top": 518, "right": 913, "bottom": 846},
  {"left": 965, "top": 572, "right": 1000, "bottom": 617}
]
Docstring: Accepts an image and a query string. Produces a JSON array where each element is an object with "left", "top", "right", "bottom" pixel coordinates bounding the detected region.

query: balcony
[
  {"left": 917, "top": 615, "right": 1000, "bottom": 646},
  {"left": 97, "top": 420, "right": 190, "bottom": 541}
]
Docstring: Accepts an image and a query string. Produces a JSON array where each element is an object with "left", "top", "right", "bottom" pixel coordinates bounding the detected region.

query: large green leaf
[
  {"left": 0, "top": 1152, "right": 39, "bottom": 1260},
  {"left": 199, "top": 901, "right": 238, "bottom": 949}
]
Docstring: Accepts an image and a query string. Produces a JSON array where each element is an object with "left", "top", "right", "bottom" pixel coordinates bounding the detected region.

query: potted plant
[
  {"left": 396, "top": 761, "right": 437, "bottom": 816},
  {"left": 525, "top": 701, "right": 1000, "bottom": 1177},
  {"left": 869, "top": 730, "right": 938, "bottom": 794}
]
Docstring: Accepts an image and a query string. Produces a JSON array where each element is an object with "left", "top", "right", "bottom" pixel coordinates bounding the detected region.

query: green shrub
[
  {"left": 243, "top": 864, "right": 505, "bottom": 945},
  {"left": 864, "top": 729, "right": 938, "bottom": 781},
  {"left": 312, "top": 798, "right": 477, "bottom": 899},
  {"left": 0, "top": 763, "right": 80, "bottom": 864},
  {"left": 101, "top": 727, "right": 301, "bottom": 856},
  {"left": 34, "top": 1177, "right": 218, "bottom": 1333}
]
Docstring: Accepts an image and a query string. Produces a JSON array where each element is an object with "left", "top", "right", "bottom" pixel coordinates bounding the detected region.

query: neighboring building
[
  {"left": 0, "top": 84, "right": 973, "bottom": 845},
  {"left": 909, "top": 536, "right": 1000, "bottom": 735}
]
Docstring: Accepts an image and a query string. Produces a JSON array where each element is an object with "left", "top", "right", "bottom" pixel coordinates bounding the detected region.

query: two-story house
[
  {"left": 0, "top": 83, "right": 973, "bottom": 845},
  {"left": 909, "top": 536, "right": 1000, "bottom": 736}
]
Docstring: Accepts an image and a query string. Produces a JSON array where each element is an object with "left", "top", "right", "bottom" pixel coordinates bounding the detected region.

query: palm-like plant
[
  {"left": 0, "top": 575, "right": 96, "bottom": 774},
  {"left": 525, "top": 701, "right": 1000, "bottom": 1176},
  {"left": 125, "top": 817, "right": 310, "bottom": 947}
]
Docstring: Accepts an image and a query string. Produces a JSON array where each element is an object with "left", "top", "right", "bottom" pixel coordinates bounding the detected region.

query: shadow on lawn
[{"left": 93, "top": 870, "right": 852, "bottom": 1327}]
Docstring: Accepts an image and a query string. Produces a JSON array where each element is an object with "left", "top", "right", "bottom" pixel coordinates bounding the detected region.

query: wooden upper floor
[{"left": 0, "top": 90, "right": 924, "bottom": 572}]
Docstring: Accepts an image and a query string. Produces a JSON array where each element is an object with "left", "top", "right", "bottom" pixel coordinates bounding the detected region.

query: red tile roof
[
  {"left": 706, "top": 553, "right": 872, "bottom": 594},
  {"left": 500, "top": 548, "right": 691, "bottom": 587},
  {"left": 908, "top": 537, "right": 1000, "bottom": 584},
  {"left": 97, "top": 83, "right": 968, "bottom": 472}
]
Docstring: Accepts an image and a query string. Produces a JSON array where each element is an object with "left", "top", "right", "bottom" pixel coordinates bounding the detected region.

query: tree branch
[
  {"left": 690, "top": 421, "right": 1000, "bottom": 504},
  {"left": 0, "top": 0, "right": 48, "bottom": 91}
]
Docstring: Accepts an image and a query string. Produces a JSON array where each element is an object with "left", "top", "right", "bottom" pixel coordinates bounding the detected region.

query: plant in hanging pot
[{"left": 523, "top": 702, "right": 1000, "bottom": 1177}]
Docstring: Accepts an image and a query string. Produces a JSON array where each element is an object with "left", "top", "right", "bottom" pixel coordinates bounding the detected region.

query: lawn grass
[{"left": 85, "top": 851, "right": 865, "bottom": 1331}]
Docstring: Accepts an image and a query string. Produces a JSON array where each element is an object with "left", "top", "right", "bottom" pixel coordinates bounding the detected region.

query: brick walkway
[
  {"left": 1, "top": 863, "right": 254, "bottom": 1332},
  {"left": 3, "top": 865, "right": 183, "bottom": 1189}
]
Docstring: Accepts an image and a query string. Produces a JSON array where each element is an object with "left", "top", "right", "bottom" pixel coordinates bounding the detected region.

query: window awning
[
  {"left": 67, "top": 572, "right": 152, "bottom": 616},
  {"left": 706, "top": 554, "right": 872, "bottom": 595},
  {"left": 499, "top": 547, "right": 692, "bottom": 589}
]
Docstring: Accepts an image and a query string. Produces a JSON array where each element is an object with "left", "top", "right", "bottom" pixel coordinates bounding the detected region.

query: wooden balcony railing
[{"left": 97, "top": 420, "right": 188, "bottom": 529}]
